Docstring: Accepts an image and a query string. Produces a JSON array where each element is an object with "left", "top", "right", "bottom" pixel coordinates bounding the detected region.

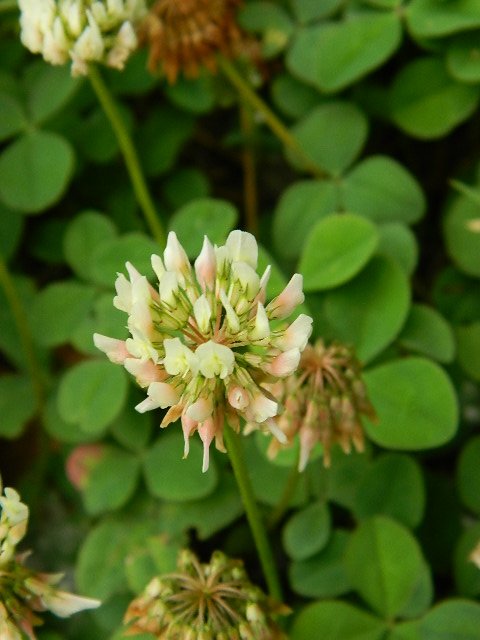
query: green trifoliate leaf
[
  {"left": 0, "top": 131, "right": 75, "bottom": 214},
  {"left": 363, "top": 357, "right": 458, "bottom": 450},
  {"left": 300, "top": 213, "right": 379, "bottom": 291},
  {"left": 390, "top": 58, "right": 479, "bottom": 139},
  {"left": 345, "top": 516, "right": 426, "bottom": 618}
]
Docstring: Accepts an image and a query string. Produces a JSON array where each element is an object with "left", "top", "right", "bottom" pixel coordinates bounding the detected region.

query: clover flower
[
  {"left": 19, "top": 0, "right": 147, "bottom": 76},
  {"left": 123, "top": 549, "right": 288, "bottom": 639},
  {"left": 258, "top": 340, "right": 376, "bottom": 470},
  {"left": 140, "top": 0, "right": 246, "bottom": 83},
  {"left": 94, "top": 230, "right": 312, "bottom": 471},
  {"left": 0, "top": 479, "right": 100, "bottom": 639}
]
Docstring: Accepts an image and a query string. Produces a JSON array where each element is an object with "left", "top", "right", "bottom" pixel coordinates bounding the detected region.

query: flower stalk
[
  {"left": 87, "top": 64, "right": 166, "bottom": 247},
  {"left": 0, "top": 257, "right": 44, "bottom": 413},
  {"left": 224, "top": 427, "right": 283, "bottom": 602},
  {"left": 219, "top": 57, "right": 327, "bottom": 179}
]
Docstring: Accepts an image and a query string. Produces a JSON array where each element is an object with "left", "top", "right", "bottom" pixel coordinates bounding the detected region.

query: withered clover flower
[
  {"left": 94, "top": 230, "right": 312, "bottom": 472},
  {"left": 0, "top": 480, "right": 100, "bottom": 639},
  {"left": 140, "top": 0, "right": 246, "bottom": 83},
  {"left": 257, "top": 339, "right": 376, "bottom": 470},
  {"left": 19, "top": 0, "right": 147, "bottom": 76},
  {"left": 123, "top": 549, "right": 288, "bottom": 639}
]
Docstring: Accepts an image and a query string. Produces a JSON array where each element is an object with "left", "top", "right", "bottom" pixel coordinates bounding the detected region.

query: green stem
[
  {"left": 240, "top": 104, "right": 259, "bottom": 236},
  {"left": 0, "top": 0, "right": 18, "bottom": 13},
  {"left": 0, "top": 257, "right": 44, "bottom": 412},
  {"left": 224, "top": 427, "right": 283, "bottom": 602},
  {"left": 268, "top": 463, "right": 300, "bottom": 530},
  {"left": 88, "top": 65, "right": 166, "bottom": 247},
  {"left": 219, "top": 57, "right": 327, "bottom": 180}
]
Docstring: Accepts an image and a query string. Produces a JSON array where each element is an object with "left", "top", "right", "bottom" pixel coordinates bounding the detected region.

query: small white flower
[
  {"left": 226, "top": 229, "right": 258, "bottom": 269},
  {"left": 136, "top": 381, "right": 180, "bottom": 412},
  {"left": 196, "top": 341, "right": 235, "bottom": 379},
  {"left": 163, "top": 338, "right": 198, "bottom": 377}
]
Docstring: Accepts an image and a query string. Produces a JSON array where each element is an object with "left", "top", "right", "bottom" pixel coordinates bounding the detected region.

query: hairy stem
[
  {"left": 224, "top": 427, "right": 283, "bottom": 602},
  {"left": 219, "top": 57, "right": 326, "bottom": 179},
  {"left": 88, "top": 65, "right": 166, "bottom": 247},
  {"left": 0, "top": 257, "right": 44, "bottom": 412}
]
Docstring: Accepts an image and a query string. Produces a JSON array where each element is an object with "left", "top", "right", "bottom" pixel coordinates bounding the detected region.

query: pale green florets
[
  {"left": 0, "top": 478, "right": 100, "bottom": 639},
  {"left": 19, "top": 0, "right": 147, "bottom": 76}
]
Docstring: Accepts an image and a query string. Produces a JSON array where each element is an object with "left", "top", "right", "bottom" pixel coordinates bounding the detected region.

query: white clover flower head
[
  {"left": 94, "top": 230, "right": 312, "bottom": 471},
  {"left": 18, "top": 0, "right": 147, "bottom": 76}
]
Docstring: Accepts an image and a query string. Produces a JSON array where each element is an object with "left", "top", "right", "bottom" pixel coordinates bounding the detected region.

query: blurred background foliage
[{"left": 1, "top": 0, "right": 480, "bottom": 637}]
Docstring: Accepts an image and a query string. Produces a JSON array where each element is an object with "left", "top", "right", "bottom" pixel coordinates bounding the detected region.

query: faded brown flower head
[
  {"left": 124, "top": 549, "right": 288, "bottom": 639},
  {"left": 261, "top": 339, "right": 376, "bottom": 470},
  {"left": 140, "top": 0, "right": 245, "bottom": 82}
]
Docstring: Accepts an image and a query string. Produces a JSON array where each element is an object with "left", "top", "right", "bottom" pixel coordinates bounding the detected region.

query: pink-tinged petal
[
  {"left": 225, "top": 230, "right": 258, "bottom": 269},
  {"left": 135, "top": 382, "right": 180, "bottom": 413},
  {"left": 298, "top": 425, "right": 319, "bottom": 472},
  {"left": 93, "top": 334, "right": 129, "bottom": 364},
  {"left": 267, "top": 274, "right": 304, "bottom": 319},
  {"left": 181, "top": 414, "right": 197, "bottom": 457},
  {"left": 195, "top": 236, "right": 216, "bottom": 289},
  {"left": 161, "top": 403, "right": 184, "bottom": 427},
  {"left": 186, "top": 397, "right": 213, "bottom": 422},
  {"left": 278, "top": 314, "right": 313, "bottom": 351},
  {"left": 164, "top": 231, "right": 191, "bottom": 274},
  {"left": 198, "top": 417, "right": 216, "bottom": 473},
  {"left": 265, "top": 418, "right": 288, "bottom": 444},
  {"left": 264, "top": 348, "right": 300, "bottom": 377},
  {"left": 249, "top": 392, "right": 278, "bottom": 423},
  {"left": 124, "top": 358, "right": 165, "bottom": 387},
  {"left": 227, "top": 385, "right": 249, "bottom": 410}
]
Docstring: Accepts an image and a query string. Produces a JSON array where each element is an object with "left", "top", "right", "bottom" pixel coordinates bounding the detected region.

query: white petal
[
  {"left": 151, "top": 254, "right": 166, "bottom": 281},
  {"left": 194, "top": 236, "right": 216, "bottom": 289},
  {"left": 267, "top": 273, "right": 304, "bottom": 319},
  {"left": 186, "top": 397, "right": 213, "bottom": 422},
  {"left": 249, "top": 302, "right": 270, "bottom": 340},
  {"left": 164, "top": 231, "right": 190, "bottom": 274},
  {"left": 196, "top": 340, "right": 235, "bottom": 379},
  {"left": 193, "top": 295, "right": 212, "bottom": 334},
  {"left": 163, "top": 338, "right": 198, "bottom": 376},
  {"left": 279, "top": 314, "right": 313, "bottom": 351},
  {"left": 159, "top": 271, "right": 179, "bottom": 306},
  {"left": 219, "top": 289, "right": 240, "bottom": 334},
  {"left": 93, "top": 334, "right": 128, "bottom": 364},
  {"left": 226, "top": 230, "right": 258, "bottom": 269}
]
